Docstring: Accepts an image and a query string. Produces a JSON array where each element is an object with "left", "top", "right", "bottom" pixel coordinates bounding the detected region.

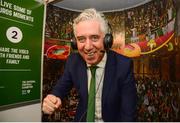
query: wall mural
[
  {"left": 111, "top": 0, "right": 176, "bottom": 57},
  {"left": 42, "top": 0, "right": 180, "bottom": 121}
]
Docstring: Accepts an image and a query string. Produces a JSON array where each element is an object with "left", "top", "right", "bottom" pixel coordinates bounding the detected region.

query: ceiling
[{"left": 51, "top": 0, "right": 152, "bottom": 12}]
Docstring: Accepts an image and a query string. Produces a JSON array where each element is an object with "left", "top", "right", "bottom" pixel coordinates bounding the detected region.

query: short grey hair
[{"left": 73, "top": 8, "right": 109, "bottom": 37}]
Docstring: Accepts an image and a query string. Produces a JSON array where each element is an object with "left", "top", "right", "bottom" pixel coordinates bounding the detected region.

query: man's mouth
[{"left": 86, "top": 52, "right": 95, "bottom": 57}]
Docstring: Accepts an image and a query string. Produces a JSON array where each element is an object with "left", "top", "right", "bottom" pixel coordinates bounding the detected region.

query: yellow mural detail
[{"left": 141, "top": 33, "right": 174, "bottom": 55}]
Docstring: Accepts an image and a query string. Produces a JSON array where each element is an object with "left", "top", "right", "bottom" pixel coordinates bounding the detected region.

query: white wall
[{"left": 0, "top": 103, "right": 41, "bottom": 122}]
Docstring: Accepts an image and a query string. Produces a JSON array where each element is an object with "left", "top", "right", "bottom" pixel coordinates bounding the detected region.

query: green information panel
[{"left": 0, "top": 0, "right": 45, "bottom": 108}]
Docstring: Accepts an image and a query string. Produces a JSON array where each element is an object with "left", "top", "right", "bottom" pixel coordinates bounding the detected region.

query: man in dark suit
[{"left": 42, "top": 8, "right": 137, "bottom": 122}]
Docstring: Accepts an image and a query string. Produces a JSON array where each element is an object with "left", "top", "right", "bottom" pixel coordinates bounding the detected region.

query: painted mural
[
  {"left": 111, "top": 0, "right": 176, "bottom": 57},
  {"left": 42, "top": 0, "right": 180, "bottom": 121}
]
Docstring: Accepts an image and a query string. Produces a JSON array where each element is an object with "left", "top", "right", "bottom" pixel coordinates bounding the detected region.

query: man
[{"left": 42, "top": 8, "right": 137, "bottom": 122}]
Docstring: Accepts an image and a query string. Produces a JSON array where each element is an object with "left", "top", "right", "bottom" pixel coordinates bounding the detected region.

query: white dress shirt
[{"left": 87, "top": 52, "right": 107, "bottom": 122}]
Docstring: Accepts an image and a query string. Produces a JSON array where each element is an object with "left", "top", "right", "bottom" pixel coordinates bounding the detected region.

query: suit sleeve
[
  {"left": 118, "top": 59, "right": 137, "bottom": 121},
  {"left": 51, "top": 54, "right": 74, "bottom": 99}
]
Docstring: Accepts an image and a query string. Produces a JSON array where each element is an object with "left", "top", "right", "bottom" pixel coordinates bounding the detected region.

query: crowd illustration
[
  {"left": 136, "top": 76, "right": 179, "bottom": 121},
  {"left": 125, "top": 0, "right": 175, "bottom": 44}
]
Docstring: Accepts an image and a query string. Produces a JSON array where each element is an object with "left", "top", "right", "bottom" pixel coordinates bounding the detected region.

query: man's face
[{"left": 75, "top": 20, "right": 105, "bottom": 65}]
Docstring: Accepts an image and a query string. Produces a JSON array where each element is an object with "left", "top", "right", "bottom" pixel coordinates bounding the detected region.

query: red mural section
[{"left": 44, "top": 38, "right": 70, "bottom": 60}]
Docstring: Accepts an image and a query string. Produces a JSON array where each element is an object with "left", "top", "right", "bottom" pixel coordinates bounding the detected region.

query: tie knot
[{"left": 90, "top": 66, "right": 98, "bottom": 76}]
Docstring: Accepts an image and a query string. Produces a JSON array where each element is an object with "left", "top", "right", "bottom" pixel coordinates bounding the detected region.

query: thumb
[{"left": 55, "top": 97, "right": 62, "bottom": 108}]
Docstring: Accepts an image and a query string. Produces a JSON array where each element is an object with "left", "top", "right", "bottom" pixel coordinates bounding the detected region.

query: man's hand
[{"left": 42, "top": 94, "right": 62, "bottom": 115}]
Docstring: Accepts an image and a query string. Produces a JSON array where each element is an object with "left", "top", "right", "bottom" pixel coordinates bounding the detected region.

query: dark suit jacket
[{"left": 52, "top": 50, "right": 137, "bottom": 122}]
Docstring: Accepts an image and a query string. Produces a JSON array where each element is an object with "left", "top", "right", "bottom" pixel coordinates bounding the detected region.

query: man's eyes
[
  {"left": 77, "top": 37, "right": 86, "bottom": 43},
  {"left": 77, "top": 35, "right": 100, "bottom": 43},
  {"left": 90, "top": 35, "right": 100, "bottom": 42}
]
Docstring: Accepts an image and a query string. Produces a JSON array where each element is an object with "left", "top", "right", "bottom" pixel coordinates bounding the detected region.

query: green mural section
[{"left": 0, "top": 0, "right": 45, "bottom": 107}]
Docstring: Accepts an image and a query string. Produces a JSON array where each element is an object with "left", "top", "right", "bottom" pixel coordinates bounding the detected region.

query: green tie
[{"left": 87, "top": 66, "right": 97, "bottom": 122}]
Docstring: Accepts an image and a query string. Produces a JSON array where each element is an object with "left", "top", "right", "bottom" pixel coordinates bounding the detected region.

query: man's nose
[{"left": 84, "top": 39, "right": 93, "bottom": 50}]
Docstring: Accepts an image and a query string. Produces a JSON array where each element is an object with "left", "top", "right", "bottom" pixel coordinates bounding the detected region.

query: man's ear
[{"left": 71, "top": 38, "right": 78, "bottom": 50}]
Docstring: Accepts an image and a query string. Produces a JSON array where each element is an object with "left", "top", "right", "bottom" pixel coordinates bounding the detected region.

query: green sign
[{"left": 0, "top": 0, "right": 45, "bottom": 108}]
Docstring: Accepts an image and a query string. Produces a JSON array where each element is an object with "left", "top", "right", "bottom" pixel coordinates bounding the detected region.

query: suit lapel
[
  {"left": 102, "top": 51, "right": 116, "bottom": 113},
  {"left": 80, "top": 62, "right": 88, "bottom": 99},
  {"left": 77, "top": 55, "right": 88, "bottom": 110}
]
